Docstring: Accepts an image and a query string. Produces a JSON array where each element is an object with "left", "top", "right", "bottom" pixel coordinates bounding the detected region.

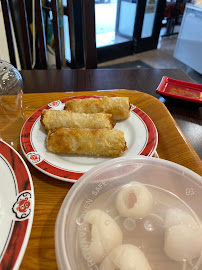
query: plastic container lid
[{"left": 55, "top": 156, "right": 202, "bottom": 270}]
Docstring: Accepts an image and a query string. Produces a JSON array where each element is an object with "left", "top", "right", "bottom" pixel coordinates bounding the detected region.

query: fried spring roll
[
  {"left": 64, "top": 97, "right": 130, "bottom": 120},
  {"left": 46, "top": 127, "right": 127, "bottom": 157},
  {"left": 41, "top": 109, "right": 115, "bottom": 131}
]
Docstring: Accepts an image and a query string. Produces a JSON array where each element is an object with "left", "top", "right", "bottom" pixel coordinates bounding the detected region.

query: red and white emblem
[
  {"left": 48, "top": 100, "right": 61, "bottom": 108},
  {"left": 27, "top": 152, "right": 41, "bottom": 164},
  {"left": 12, "top": 191, "right": 32, "bottom": 220}
]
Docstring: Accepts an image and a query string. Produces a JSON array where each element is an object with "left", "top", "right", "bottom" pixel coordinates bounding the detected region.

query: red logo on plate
[
  {"left": 30, "top": 154, "right": 39, "bottom": 161},
  {"left": 48, "top": 100, "right": 61, "bottom": 107},
  {"left": 16, "top": 197, "right": 30, "bottom": 213},
  {"left": 12, "top": 191, "right": 32, "bottom": 220},
  {"left": 27, "top": 152, "right": 41, "bottom": 164}
]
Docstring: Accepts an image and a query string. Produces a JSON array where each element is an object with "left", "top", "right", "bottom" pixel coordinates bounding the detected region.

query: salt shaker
[{"left": 0, "top": 60, "right": 25, "bottom": 145}]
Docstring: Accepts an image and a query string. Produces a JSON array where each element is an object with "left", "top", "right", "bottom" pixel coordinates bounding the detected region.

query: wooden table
[
  {"left": 3, "top": 68, "right": 199, "bottom": 270},
  {"left": 20, "top": 69, "right": 202, "bottom": 159}
]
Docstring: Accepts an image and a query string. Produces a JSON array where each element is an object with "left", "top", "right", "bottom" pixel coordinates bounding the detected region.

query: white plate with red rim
[
  {"left": 0, "top": 140, "right": 34, "bottom": 270},
  {"left": 20, "top": 95, "right": 158, "bottom": 183}
]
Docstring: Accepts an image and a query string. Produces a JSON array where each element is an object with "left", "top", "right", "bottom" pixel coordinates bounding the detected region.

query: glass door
[
  {"left": 94, "top": 0, "right": 166, "bottom": 62},
  {"left": 115, "top": 0, "right": 137, "bottom": 39},
  {"left": 133, "top": 0, "right": 166, "bottom": 53},
  {"left": 61, "top": 0, "right": 166, "bottom": 67},
  {"left": 95, "top": 0, "right": 137, "bottom": 62},
  {"left": 142, "top": 0, "right": 159, "bottom": 39},
  {"left": 95, "top": 0, "right": 137, "bottom": 47}
]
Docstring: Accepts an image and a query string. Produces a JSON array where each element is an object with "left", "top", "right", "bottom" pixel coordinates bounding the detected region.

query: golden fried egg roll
[
  {"left": 64, "top": 97, "right": 130, "bottom": 120},
  {"left": 41, "top": 110, "right": 115, "bottom": 131},
  {"left": 46, "top": 127, "right": 127, "bottom": 157}
]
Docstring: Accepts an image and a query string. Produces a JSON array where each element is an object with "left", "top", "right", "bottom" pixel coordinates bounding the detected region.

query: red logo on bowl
[{"left": 12, "top": 191, "right": 32, "bottom": 220}]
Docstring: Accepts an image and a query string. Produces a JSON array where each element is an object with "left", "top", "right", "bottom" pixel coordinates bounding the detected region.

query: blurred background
[{"left": 1, "top": 0, "right": 202, "bottom": 83}]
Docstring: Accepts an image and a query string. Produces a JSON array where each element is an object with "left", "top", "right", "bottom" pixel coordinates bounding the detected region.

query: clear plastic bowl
[{"left": 55, "top": 156, "right": 202, "bottom": 270}]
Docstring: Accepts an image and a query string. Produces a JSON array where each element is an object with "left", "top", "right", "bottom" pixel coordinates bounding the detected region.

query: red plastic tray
[{"left": 156, "top": 76, "right": 202, "bottom": 104}]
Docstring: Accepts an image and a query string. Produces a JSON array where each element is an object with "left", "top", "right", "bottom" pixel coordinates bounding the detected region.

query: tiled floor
[{"left": 98, "top": 26, "right": 202, "bottom": 84}]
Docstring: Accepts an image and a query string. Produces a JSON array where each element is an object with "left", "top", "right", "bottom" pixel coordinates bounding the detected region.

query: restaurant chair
[
  {"left": 1, "top": 0, "right": 63, "bottom": 70},
  {"left": 64, "top": 0, "right": 97, "bottom": 69},
  {"left": 82, "top": 0, "right": 97, "bottom": 69},
  {"left": 2, "top": 0, "right": 97, "bottom": 70},
  {"left": 1, "top": 0, "right": 47, "bottom": 69}
]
